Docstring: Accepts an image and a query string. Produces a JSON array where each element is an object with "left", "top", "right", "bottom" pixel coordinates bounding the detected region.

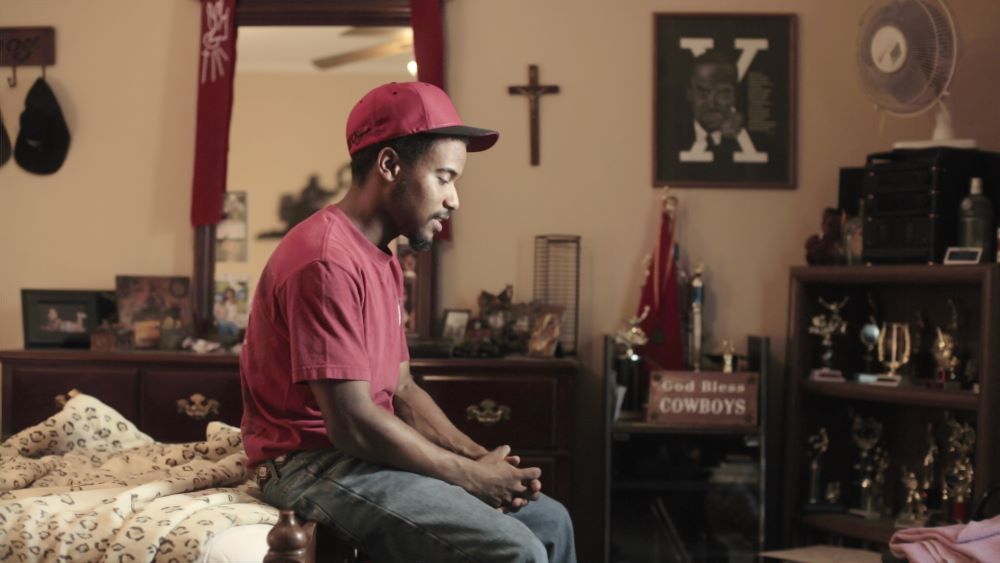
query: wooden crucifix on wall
[{"left": 508, "top": 64, "right": 559, "bottom": 166}]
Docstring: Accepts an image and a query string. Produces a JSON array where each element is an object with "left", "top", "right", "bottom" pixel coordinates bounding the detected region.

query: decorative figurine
[
  {"left": 869, "top": 322, "right": 910, "bottom": 387},
  {"left": 808, "top": 297, "right": 849, "bottom": 382},
  {"left": 850, "top": 414, "right": 885, "bottom": 519},
  {"left": 613, "top": 306, "right": 650, "bottom": 413},
  {"left": 921, "top": 423, "right": 939, "bottom": 508},
  {"left": 944, "top": 418, "right": 976, "bottom": 523},
  {"left": 805, "top": 207, "right": 845, "bottom": 265}
]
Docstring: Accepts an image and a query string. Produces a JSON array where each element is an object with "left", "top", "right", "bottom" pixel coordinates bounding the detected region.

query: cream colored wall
[
  {"left": 222, "top": 71, "right": 409, "bottom": 291},
  {"left": 440, "top": 0, "right": 1000, "bottom": 372},
  {"left": 0, "top": 1, "right": 200, "bottom": 349}
]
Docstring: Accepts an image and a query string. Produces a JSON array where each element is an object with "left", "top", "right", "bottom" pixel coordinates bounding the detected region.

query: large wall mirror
[{"left": 196, "top": 0, "right": 438, "bottom": 342}]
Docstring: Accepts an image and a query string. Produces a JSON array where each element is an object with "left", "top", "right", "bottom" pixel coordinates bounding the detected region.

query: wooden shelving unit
[{"left": 781, "top": 264, "right": 1000, "bottom": 548}]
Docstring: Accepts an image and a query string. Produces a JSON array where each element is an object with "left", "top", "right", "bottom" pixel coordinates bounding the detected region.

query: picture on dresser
[
  {"left": 115, "top": 276, "right": 193, "bottom": 350},
  {"left": 214, "top": 275, "right": 250, "bottom": 343},
  {"left": 21, "top": 289, "right": 117, "bottom": 349}
]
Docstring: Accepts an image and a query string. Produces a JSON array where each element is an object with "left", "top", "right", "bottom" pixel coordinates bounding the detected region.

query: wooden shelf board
[
  {"left": 801, "top": 513, "right": 897, "bottom": 544},
  {"left": 790, "top": 264, "right": 993, "bottom": 285},
  {"left": 801, "top": 379, "right": 979, "bottom": 410},
  {"left": 611, "top": 479, "right": 756, "bottom": 493},
  {"left": 612, "top": 419, "right": 759, "bottom": 436}
]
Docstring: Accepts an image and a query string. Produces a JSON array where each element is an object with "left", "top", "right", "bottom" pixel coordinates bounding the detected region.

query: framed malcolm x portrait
[{"left": 654, "top": 14, "right": 797, "bottom": 189}]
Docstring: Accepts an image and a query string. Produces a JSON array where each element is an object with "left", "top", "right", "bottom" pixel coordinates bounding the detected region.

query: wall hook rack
[{"left": 0, "top": 27, "right": 56, "bottom": 87}]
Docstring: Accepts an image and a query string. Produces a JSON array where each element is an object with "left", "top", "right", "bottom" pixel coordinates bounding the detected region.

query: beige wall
[
  {"left": 441, "top": 0, "right": 1000, "bottom": 373},
  {"left": 0, "top": 1, "right": 200, "bottom": 349}
]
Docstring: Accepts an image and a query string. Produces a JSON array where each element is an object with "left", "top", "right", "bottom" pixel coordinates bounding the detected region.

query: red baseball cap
[{"left": 346, "top": 82, "right": 498, "bottom": 156}]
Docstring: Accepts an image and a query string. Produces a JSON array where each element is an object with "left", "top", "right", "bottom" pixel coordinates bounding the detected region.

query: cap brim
[{"left": 427, "top": 125, "right": 499, "bottom": 152}]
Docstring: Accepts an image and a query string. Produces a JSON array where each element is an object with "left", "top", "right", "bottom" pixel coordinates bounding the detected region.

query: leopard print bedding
[{"left": 0, "top": 393, "right": 277, "bottom": 562}]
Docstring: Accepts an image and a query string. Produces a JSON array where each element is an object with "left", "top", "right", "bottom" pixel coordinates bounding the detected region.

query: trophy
[
  {"left": 896, "top": 466, "right": 930, "bottom": 527},
  {"left": 943, "top": 418, "right": 976, "bottom": 522},
  {"left": 690, "top": 263, "right": 704, "bottom": 372},
  {"left": 850, "top": 414, "right": 886, "bottom": 519},
  {"left": 613, "top": 306, "right": 650, "bottom": 412},
  {"left": 721, "top": 340, "right": 736, "bottom": 374},
  {"left": 869, "top": 322, "right": 910, "bottom": 387},
  {"left": 804, "top": 427, "right": 842, "bottom": 512},
  {"left": 858, "top": 292, "right": 881, "bottom": 377},
  {"left": 808, "top": 297, "right": 849, "bottom": 382}
]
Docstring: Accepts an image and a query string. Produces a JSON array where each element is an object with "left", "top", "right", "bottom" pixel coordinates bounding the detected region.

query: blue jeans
[{"left": 261, "top": 448, "right": 576, "bottom": 562}]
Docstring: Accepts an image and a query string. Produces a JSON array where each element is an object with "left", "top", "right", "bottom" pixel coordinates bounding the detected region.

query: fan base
[{"left": 894, "top": 138, "right": 977, "bottom": 150}]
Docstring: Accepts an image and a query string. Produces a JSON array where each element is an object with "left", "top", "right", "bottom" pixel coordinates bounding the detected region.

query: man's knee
[{"left": 497, "top": 528, "right": 548, "bottom": 563}]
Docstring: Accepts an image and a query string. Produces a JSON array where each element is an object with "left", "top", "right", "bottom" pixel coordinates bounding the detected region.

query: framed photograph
[
  {"left": 397, "top": 238, "right": 435, "bottom": 340},
  {"left": 654, "top": 13, "right": 797, "bottom": 188},
  {"left": 441, "top": 309, "right": 471, "bottom": 343},
  {"left": 115, "top": 276, "right": 193, "bottom": 350},
  {"left": 216, "top": 191, "right": 248, "bottom": 262},
  {"left": 214, "top": 275, "right": 250, "bottom": 344},
  {"left": 528, "top": 309, "right": 563, "bottom": 357},
  {"left": 21, "top": 289, "right": 116, "bottom": 349}
]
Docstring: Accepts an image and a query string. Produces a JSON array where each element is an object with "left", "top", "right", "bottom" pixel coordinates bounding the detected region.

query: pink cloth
[{"left": 890, "top": 515, "right": 1000, "bottom": 562}]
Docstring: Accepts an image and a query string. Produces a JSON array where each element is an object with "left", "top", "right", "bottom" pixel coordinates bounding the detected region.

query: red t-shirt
[{"left": 240, "top": 205, "right": 409, "bottom": 467}]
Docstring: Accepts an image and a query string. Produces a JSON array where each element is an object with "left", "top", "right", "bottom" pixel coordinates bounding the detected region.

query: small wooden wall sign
[
  {"left": 0, "top": 27, "right": 56, "bottom": 67},
  {"left": 645, "top": 370, "right": 758, "bottom": 427}
]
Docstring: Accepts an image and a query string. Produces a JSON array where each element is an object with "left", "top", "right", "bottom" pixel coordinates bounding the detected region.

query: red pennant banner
[{"left": 190, "top": 0, "right": 237, "bottom": 227}]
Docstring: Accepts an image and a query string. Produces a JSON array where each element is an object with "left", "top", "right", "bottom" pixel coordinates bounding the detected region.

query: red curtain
[
  {"left": 190, "top": 0, "right": 238, "bottom": 227},
  {"left": 411, "top": 0, "right": 452, "bottom": 240}
]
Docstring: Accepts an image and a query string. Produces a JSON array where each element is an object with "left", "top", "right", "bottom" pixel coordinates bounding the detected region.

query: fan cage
[
  {"left": 856, "top": 0, "right": 957, "bottom": 115},
  {"left": 533, "top": 235, "right": 580, "bottom": 356}
]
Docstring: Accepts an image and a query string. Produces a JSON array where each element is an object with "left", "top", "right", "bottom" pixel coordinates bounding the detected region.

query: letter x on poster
[{"left": 654, "top": 14, "right": 797, "bottom": 188}]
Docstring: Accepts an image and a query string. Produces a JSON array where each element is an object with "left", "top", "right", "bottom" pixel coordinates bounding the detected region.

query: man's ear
[{"left": 375, "top": 147, "right": 402, "bottom": 182}]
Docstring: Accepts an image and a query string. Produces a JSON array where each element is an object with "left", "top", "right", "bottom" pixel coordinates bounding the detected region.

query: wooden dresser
[{"left": 0, "top": 350, "right": 576, "bottom": 507}]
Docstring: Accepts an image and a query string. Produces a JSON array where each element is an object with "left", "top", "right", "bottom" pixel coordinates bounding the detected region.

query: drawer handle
[
  {"left": 54, "top": 389, "right": 80, "bottom": 409},
  {"left": 176, "top": 393, "right": 220, "bottom": 420},
  {"left": 467, "top": 399, "right": 510, "bottom": 427}
]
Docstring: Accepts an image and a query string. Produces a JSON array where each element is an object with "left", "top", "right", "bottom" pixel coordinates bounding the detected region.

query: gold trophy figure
[
  {"left": 872, "top": 322, "right": 910, "bottom": 387},
  {"left": 944, "top": 419, "right": 976, "bottom": 522},
  {"left": 850, "top": 414, "right": 885, "bottom": 519},
  {"left": 808, "top": 297, "right": 849, "bottom": 382}
]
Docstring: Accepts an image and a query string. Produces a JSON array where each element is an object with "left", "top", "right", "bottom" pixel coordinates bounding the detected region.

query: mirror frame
[{"left": 193, "top": 0, "right": 437, "bottom": 341}]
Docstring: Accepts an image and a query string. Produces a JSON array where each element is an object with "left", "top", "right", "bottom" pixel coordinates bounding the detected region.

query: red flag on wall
[
  {"left": 190, "top": 0, "right": 237, "bottom": 227},
  {"left": 636, "top": 199, "right": 684, "bottom": 370}
]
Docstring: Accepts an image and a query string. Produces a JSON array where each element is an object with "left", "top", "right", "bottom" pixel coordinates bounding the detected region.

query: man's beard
[{"left": 392, "top": 175, "right": 434, "bottom": 252}]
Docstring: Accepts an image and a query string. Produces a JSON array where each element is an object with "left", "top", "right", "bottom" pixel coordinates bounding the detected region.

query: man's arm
[
  {"left": 392, "top": 361, "right": 489, "bottom": 459},
  {"left": 308, "top": 379, "right": 537, "bottom": 510}
]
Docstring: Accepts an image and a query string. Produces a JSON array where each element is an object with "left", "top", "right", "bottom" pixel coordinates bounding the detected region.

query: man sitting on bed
[{"left": 239, "top": 81, "right": 576, "bottom": 562}]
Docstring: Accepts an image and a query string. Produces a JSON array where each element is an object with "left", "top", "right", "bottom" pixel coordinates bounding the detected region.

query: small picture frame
[
  {"left": 115, "top": 276, "right": 193, "bottom": 350},
  {"left": 21, "top": 289, "right": 116, "bottom": 349},
  {"left": 441, "top": 309, "right": 471, "bottom": 344},
  {"left": 528, "top": 309, "right": 563, "bottom": 357},
  {"left": 943, "top": 247, "right": 983, "bottom": 265}
]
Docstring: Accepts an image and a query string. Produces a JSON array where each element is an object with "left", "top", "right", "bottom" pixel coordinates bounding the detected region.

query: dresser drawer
[
  {"left": 418, "top": 374, "right": 564, "bottom": 450},
  {"left": 139, "top": 369, "right": 242, "bottom": 442},
  {"left": 3, "top": 365, "right": 138, "bottom": 437}
]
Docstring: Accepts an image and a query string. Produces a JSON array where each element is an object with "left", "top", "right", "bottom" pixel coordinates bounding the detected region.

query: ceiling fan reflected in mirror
[{"left": 312, "top": 26, "right": 415, "bottom": 72}]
